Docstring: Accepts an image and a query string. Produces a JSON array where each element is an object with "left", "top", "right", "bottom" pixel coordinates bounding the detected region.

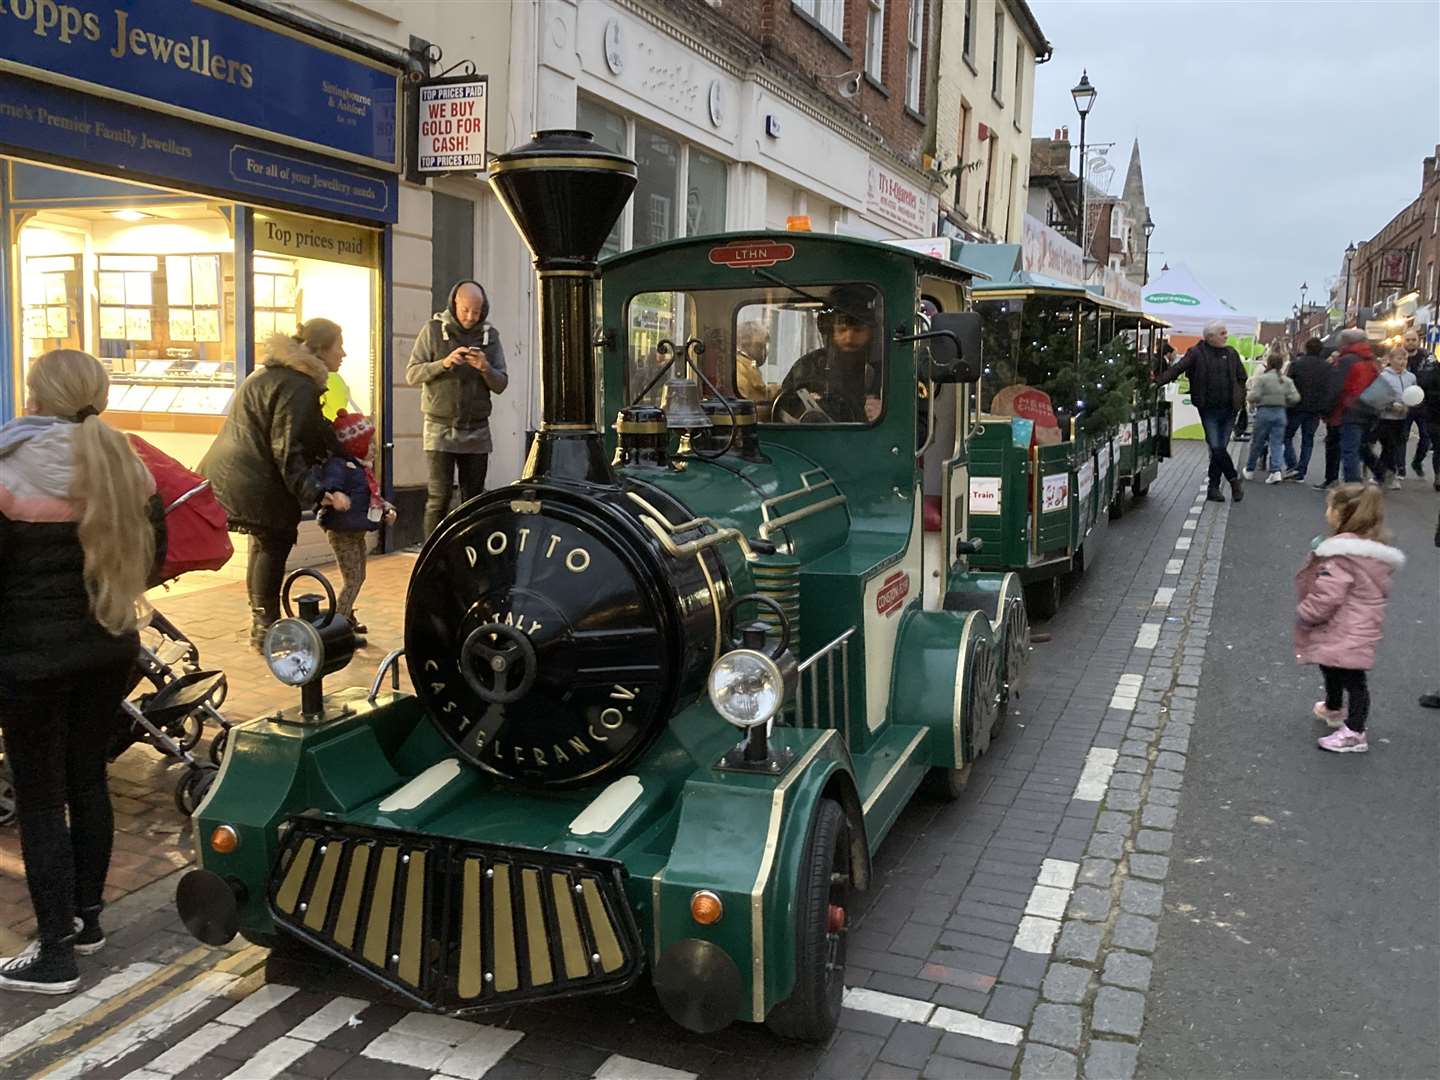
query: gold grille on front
[{"left": 270, "top": 828, "right": 634, "bottom": 1009}]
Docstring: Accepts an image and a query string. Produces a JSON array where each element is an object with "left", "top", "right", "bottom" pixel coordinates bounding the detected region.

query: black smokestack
[{"left": 488, "top": 130, "right": 637, "bottom": 483}]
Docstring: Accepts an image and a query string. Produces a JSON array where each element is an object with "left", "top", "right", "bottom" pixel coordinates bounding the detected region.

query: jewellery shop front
[{"left": 0, "top": 0, "right": 401, "bottom": 509}]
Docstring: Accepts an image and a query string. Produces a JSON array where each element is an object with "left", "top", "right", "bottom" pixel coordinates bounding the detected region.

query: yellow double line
[{"left": 12, "top": 944, "right": 266, "bottom": 1078}]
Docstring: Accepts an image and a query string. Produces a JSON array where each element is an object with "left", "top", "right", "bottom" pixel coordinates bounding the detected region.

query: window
[
  {"left": 1432, "top": 198, "right": 1438, "bottom": 236},
  {"left": 577, "top": 98, "right": 728, "bottom": 254},
  {"left": 1006, "top": 154, "right": 1019, "bottom": 240},
  {"left": 905, "top": 0, "right": 924, "bottom": 111},
  {"left": 1013, "top": 41, "right": 1024, "bottom": 126},
  {"left": 1428, "top": 260, "right": 1435, "bottom": 302},
  {"left": 962, "top": 0, "right": 974, "bottom": 60},
  {"left": 956, "top": 102, "right": 972, "bottom": 213},
  {"left": 431, "top": 192, "right": 474, "bottom": 315},
  {"left": 981, "top": 136, "right": 997, "bottom": 231},
  {"left": 991, "top": 10, "right": 1004, "bottom": 100},
  {"left": 625, "top": 283, "right": 885, "bottom": 425},
  {"left": 865, "top": 0, "right": 884, "bottom": 79},
  {"left": 795, "top": 0, "right": 844, "bottom": 39}
]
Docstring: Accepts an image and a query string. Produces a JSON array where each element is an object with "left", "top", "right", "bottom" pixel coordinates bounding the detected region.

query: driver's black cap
[{"left": 825, "top": 284, "right": 878, "bottom": 325}]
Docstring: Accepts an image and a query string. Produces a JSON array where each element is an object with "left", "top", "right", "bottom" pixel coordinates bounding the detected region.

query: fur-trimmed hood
[
  {"left": 262, "top": 333, "right": 329, "bottom": 387},
  {"left": 1313, "top": 535, "right": 1406, "bottom": 568}
]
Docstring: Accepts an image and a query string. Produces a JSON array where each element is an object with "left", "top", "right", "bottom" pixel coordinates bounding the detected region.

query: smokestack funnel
[{"left": 489, "top": 130, "right": 637, "bottom": 483}]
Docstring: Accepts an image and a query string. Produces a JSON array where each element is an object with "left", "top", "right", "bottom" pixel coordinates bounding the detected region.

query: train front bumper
[{"left": 262, "top": 815, "right": 643, "bottom": 1013}]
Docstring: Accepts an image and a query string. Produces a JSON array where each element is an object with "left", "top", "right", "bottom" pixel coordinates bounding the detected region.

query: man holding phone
[{"left": 406, "top": 279, "right": 509, "bottom": 535}]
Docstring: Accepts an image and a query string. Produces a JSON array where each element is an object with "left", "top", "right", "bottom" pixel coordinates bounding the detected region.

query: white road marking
[
  {"left": 1175, "top": 536, "right": 1192, "bottom": 551},
  {"left": 1164, "top": 558, "right": 1184, "bottom": 575},
  {"left": 1135, "top": 623, "right": 1161, "bottom": 649},
  {"left": 47, "top": 971, "right": 239, "bottom": 1079},
  {"left": 1153, "top": 587, "right": 1176, "bottom": 607},
  {"left": 1181, "top": 519, "right": 1197, "bottom": 530},
  {"left": 1074, "top": 747, "right": 1119, "bottom": 801},
  {"left": 363, "top": 1012, "right": 523, "bottom": 1080},
  {"left": 929, "top": 1007, "right": 1024, "bottom": 1045},
  {"left": 0, "top": 962, "right": 162, "bottom": 1060},
  {"left": 213, "top": 983, "right": 297, "bottom": 1026},
  {"left": 131, "top": 1022, "right": 239, "bottom": 1077},
  {"left": 842, "top": 987, "right": 935, "bottom": 1023},
  {"left": 1012, "top": 915, "right": 1061, "bottom": 954},
  {"left": 1023, "top": 885, "right": 1070, "bottom": 919},
  {"left": 285, "top": 995, "right": 369, "bottom": 1042},
  {"left": 594, "top": 1056, "right": 698, "bottom": 1080},
  {"left": 1037, "top": 859, "right": 1079, "bottom": 890},
  {"left": 218, "top": 1035, "right": 312, "bottom": 1080}
]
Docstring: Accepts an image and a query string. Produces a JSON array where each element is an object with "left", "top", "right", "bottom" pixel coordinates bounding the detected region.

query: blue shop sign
[
  {"left": 0, "top": 73, "right": 397, "bottom": 223},
  {"left": 0, "top": 0, "right": 399, "bottom": 170}
]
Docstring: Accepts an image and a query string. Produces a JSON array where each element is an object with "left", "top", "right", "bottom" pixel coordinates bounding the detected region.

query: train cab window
[{"left": 623, "top": 283, "right": 885, "bottom": 425}]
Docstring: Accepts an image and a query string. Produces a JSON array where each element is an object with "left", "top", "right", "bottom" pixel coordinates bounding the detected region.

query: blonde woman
[
  {"left": 0, "top": 350, "right": 165, "bottom": 995},
  {"left": 201, "top": 320, "right": 350, "bottom": 649}
]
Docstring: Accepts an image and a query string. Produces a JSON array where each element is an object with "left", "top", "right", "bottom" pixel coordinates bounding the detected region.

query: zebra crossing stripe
[
  {"left": 40, "top": 970, "right": 239, "bottom": 1079},
  {"left": 0, "top": 962, "right": 162, "bottom": 1061},
  {"left": 361, "top": 1012, "right": 523, "bottom": 1079},
  {"left": 218, "top": 1035, "right": 313, "bottom": 1080},
  {"left": 121, "top": 985, "right": 298, "bottom": 1078},
  {"left": 593, "top": 1055, "right": 699, "bottom": 1079}
]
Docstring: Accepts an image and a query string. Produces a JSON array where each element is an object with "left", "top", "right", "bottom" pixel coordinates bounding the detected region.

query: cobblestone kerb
[{"left": 1018, "top": 482, "right": 1229, "bottom": 1080}]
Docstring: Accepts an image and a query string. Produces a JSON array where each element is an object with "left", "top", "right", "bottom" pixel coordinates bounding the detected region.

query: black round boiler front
[{"left": 405, "top": 483, "right": 723, "bottom": 787}]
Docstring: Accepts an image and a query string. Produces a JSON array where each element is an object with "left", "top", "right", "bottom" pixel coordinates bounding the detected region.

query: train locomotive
[{"left": 176, "top": 130, "right": 1030, "bottom": 1041}]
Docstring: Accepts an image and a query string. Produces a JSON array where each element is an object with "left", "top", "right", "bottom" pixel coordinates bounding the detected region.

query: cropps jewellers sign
[
  {"left": 416, "top": 75, "right": 487, "bottom": 173},
  {"left": 866, "top": 160, "right": 931, "bottom": 236}
]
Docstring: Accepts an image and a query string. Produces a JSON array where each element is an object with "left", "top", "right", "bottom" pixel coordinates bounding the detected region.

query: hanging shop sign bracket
[{"left": 408, "top": 44, "right": 487, "bottom": 179}]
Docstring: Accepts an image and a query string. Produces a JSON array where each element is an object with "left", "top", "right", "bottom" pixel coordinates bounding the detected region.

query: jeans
[
  {"left": 1198, "top": 407, "right": 1238, "bottom": 486},
  {"left": 1406, "top": 414, "right": 1431, "bottom": 467},
  {"left": 1339, "top": 422, "right": 1370, "bottom": 483},
  {"left": 246, "top": 530, "right": 295, "bottom": 627},
  {"left": 1246, "top": 406, "right": 1287, "bottom": 473},
  {"left": 425, "top": 451, "right": 488, "bottom": 536},
  {"left": 0, "top": 661, "right": 133, "bottom": 943},
  {"left": 1284, "top": 412, "right": 1320, "bottom": 475},
  {"left": 1374, "top": 419, "right": 1407, "bottom": 481},
  {"left": 1321, "top": 665, "right": 1369, "bottom": 733}
]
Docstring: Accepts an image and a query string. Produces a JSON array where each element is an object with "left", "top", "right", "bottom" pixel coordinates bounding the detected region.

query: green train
[
  {"left": 175, "top": 130, "right": 1030, "bottom": 1041},
  {"left": 963, "top": 270, "right": 1171, "bottom": 618}
]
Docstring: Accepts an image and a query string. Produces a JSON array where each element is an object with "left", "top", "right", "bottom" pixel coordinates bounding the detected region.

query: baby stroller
[{"left": 116, "top": 438, "right": 237, "bottom": 816}]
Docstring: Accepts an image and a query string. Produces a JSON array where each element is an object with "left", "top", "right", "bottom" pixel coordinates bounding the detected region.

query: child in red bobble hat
[{"left": 319, "top": 410, "right": 395, "bottom": 633}]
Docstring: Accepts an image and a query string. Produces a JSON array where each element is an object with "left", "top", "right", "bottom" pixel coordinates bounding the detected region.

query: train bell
[{"left": 660, "top": 362, "right": 712, "bottom": 430}]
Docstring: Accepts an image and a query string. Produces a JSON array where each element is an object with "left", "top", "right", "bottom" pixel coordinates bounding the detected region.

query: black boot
[
  {"left": 1206, "top": 485, "right": 1225, "bottom": 502},
  {"left": 1230, "top": 476, "right": 1244, "bottom": 502},
  {"left": 75, "top": 905, "right": 105, "bottom": 955},
  {"left": 249, "top": 607, "right": 275, "bottom": 653},
  {"left": 0, "top": 939, "right": 79, "bottom": 996}
]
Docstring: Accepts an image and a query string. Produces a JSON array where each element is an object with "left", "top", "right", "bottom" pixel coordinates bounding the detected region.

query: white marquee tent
[{"left": 1142, "top": 264, "right": 1259, "bottom": 338}]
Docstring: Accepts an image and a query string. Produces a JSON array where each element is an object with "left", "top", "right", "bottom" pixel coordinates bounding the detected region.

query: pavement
[{"left": 0, "top": 439, "right": 1436, "bottom": 1078}]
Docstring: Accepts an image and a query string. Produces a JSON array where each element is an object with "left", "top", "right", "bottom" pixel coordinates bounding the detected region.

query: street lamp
[
  {"left": 1343, "top": 241, "right": 1357, "bottom": 325},
  {"left": 1071, "top": 70, "right": 1097, "bottom": 275},
  {"left": 1141, "top": 210, "right": 1155, "bottom": 285}
]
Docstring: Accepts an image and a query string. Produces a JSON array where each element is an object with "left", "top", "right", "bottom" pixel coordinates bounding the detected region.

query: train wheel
[
  {"left": 997, "top": 600, "right": 1031, "bottom": 737},
  {"left": 1132, "top": 475, "right": 1150, "bottom": 499},
  {"left": 209, "top": 729, "right": 229, "bottom": 767},
  {"left": 174, "top": 766, "right": 218, "bottom": 817},
  {"left": 1108, "top": 492, "right": 1124, "bottom": 520},
  {"left": 766, "top": 799, "right": 849, "bottom": 1042},
  {"left": 922, "top": 762, "right": 972, "bottom": 800},
  {"left": 1024, "top": 577, "right": 1061, "bottom": 621}
]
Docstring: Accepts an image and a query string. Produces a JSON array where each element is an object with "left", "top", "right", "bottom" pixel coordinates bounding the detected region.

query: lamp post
[
  {"left": 1071, "top": 70, "right": 1097, "bottom": 276},
  {"left": 1141, "top": 210, "right": 1155, "bottom": 285},
  {"left": 1292, "top": 304, "right": 1301, "bottom": 352},
  {"left": 1343, "top": 241, "right": 1356, "bottom": 325}
]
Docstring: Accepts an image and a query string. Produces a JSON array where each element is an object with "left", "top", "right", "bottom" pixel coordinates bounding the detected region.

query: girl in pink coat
[{"left": 1294, "top": 484, "right": 1405, "bottom": 753}]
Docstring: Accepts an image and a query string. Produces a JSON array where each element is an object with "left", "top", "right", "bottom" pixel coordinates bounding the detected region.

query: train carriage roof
[{"left": 600, "top": 230, "right": 992, "bottom": 282}]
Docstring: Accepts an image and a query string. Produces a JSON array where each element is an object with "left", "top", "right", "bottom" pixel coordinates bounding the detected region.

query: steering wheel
[
  {"left": 460, "top": 623, "right": 539, "bottom": 704},
  {"left": 723, "top": 594, "right": 792, "bottom": 659},
  {"left": 773, "top": 386, "right": 849, "bottom": 425},
  {"left": 280, "top": 568, "right": 338, "bottom": 625}
]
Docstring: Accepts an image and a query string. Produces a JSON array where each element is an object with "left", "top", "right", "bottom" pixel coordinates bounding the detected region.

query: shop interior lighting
[{"left": 109, "top": 209, "right": 154, "bottom": 222}]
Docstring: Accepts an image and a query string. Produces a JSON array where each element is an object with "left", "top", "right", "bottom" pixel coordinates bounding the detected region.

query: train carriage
[
  {"left": 175, "top": 130, "right": 1029, "bottom": 1042},
  {"left": 964, "top": 276, "right": 1171, "bottom": 618}
]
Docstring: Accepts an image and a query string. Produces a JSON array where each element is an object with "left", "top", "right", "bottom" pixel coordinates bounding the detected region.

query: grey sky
[{"left": 1030, "top": 0, "right": 1440, "bottom": 321}]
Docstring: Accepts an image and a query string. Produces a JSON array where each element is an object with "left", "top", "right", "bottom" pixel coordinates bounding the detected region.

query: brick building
[
  {"left": 1349, "top": 144, "right": 1440, "bottom": 324},
  {"left": 932, "top": 0, "right": 1051, "bottom": 243}
]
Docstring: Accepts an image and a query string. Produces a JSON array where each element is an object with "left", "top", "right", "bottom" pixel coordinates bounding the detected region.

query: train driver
[{"left": 772, "top": 284, "right": 883, "bottom": 424}]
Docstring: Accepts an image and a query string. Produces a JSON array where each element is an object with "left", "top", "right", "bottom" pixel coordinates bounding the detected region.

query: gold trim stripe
[
  {"left": 583, "top": 879, "right": 626, "bottom": 974},
  {"left": 492, "top": 864, "right": 518, "bottom": 991},
  {"left": 861, "top": 730, "right": 928, "bottom": 815},
  {"left": 522, "top": 869, "right": 553, "bottom": 986},
  {"left": 274, "top": 838, "right": 314, "bottom": 915},
  {"left": 748, "top": 730, "right": 838, "bottom": 1021},
  {"left": 459, "top": 859, "right": 484, "bottom": 999},
  {"left": 333, "top": 844, "right": 369, "bottom": 950},
  {"left": 361, "top": 846, "right": 398, "bottom": 968},
  {"left": 398, "top": 851, "right": 426, "bottom": 986},
  {"left": 303, "top": 841, "right": 344, "bottom": 930},
  {"left": 489, "top": 156, "right": 636, "bottom": 175},
  {"left": 551, "top": 874, "right": 589, "bottom": 979}
]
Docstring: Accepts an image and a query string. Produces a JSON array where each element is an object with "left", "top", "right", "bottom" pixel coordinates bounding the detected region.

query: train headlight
[
  {"left": 263, "top": 619, "right": 324, "bottom": 686},
  {"left": 707, "top": 649, "right": 784, "bottom": 728}
]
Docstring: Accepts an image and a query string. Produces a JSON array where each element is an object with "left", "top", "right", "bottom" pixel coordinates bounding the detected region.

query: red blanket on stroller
[{"left": 129, "top": 436, "right": 233, "bottom": 583}]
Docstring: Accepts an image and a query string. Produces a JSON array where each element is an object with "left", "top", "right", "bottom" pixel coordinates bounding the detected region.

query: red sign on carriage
[
  {"left": 708, "top": 242, "right": 796, "bottom": 269},
  {"left": 876, "top": 571, "right": 911, "bottom": 617}
]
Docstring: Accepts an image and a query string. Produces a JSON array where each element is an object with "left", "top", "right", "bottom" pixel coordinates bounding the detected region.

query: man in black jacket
[
  {"left": 1417, "top": 346, "right": 1440, "bottom": 491},
  {"left": 1281, "top": 338, "right": 1336, "bottom": 481},
  {"left": 1158, "top": 320, "right": 1248, "bottom": 502},
  {"left": 1404, "top": 328, "right": 1432, "bottom": 476}
]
